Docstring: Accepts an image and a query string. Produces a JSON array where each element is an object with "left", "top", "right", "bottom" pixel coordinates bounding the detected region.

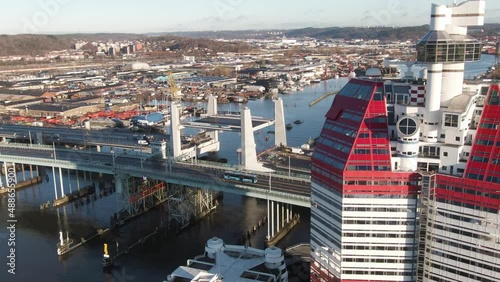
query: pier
[
  {"left": 265, "top": 214, "right": 300, "bottom": 247},
  {"left": 0, "top": 176, "right": 42, "bottom": 194}
]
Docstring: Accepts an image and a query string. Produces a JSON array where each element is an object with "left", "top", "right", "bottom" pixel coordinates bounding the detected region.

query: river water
[{"left": 0, "top": 55, "right": 495, "bottom": 282}]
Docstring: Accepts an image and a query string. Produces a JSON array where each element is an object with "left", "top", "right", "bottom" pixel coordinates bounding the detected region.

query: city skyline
[{"left": 2, "top": 0, "right": 500, "bottom": 35}]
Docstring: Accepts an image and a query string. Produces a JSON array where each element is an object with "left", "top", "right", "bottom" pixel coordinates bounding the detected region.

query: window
[
  {"left": 455, "top": 136, "right": 460, "bottom": 142},
  {"left": 443, "top": 152, "right": 448, "bottom": 157},
  {"left": 444, "top": 114, "right": 459, "bottom": 127},
  {"left": 487, "top": 90, "right": 499, "bottom": 105},
  {"left": 442, "top": 166, "right": 447, "bottom": 170},
  {"left": 440, "top": 134, "right": 445, "bottom": 138},
  {"left": 398, "top": 117, "right": 418, "bottom": 136}
]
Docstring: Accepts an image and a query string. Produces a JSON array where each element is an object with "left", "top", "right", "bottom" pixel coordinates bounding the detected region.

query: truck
[{"left": 291, "top": 147, "right": 304, "bottom": 155}]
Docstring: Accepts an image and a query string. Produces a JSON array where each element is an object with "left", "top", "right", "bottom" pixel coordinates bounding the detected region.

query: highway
[
  {"left": 0, "top": 124, "right": 168, "bottom": 148},
  {"left": 0, "top": 144, "right": 311, "bottom": 199}
]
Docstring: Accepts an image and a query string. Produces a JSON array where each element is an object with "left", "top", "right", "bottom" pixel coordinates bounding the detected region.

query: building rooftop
[
  {"left": 443, "top": 92, "right": 476, "bottom": 112},
  {"left": 165, "top": 238, "right": 287, "bottom": 282}
]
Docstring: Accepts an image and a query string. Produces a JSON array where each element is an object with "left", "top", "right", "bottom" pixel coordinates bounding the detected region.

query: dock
[
  {"left": 265, "top": 214, "right": 300, "bottom": 247},
  {"left": 309, "top": 91, "right": 338, "bottom": 107},
  {"left": 52, "top": 184, "right": 97, "bottom": 208},
  {"left": 0, "top": 176, "right": 43, "bottom": 195}
]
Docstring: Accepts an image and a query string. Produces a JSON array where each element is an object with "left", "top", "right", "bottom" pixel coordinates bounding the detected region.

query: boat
[
  {"left": 102, "top": 243, "right": 113, "bottom": 269},
  {"left": 286, "top": 123, "right": 293, "bottom": 130},
  {"left": 293, "top": 120, "right": 303, "bottom": 125},
  {"left": 310, "top": 79, "right": 321, "bottom": 83}
]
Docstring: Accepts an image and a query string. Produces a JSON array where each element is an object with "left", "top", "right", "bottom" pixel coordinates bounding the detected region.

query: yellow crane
[{"left": 167, "top": 71, "right": 180, "bottom": 103}]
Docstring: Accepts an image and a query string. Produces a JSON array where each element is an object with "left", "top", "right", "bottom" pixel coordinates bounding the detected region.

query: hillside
[
  {"left": 0, "top": 34, "right": 73, "bottom": 56},
  {"left": 1, "top": 24, "right": 498, "bottom": 57},
  {"left": 166, "top": 24, "right": 500, "bottom": 41},
  {"left": 0, "top": 34, "right": 253, "bottom": 57}
]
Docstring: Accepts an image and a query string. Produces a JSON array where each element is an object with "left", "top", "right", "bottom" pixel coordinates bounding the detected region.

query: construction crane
[{"left": 167, "top": 71, "right": 180, "bottom": 103}]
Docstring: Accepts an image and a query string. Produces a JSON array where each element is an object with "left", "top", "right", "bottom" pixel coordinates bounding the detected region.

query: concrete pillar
[
  {"left": 287, "top": 204, "right": 290, "bottom": 223},
  {"left": 267, "top": 199, "right": 270, "bottom": 240},
  {"left": 11, "top": 163, "right": 17, "bottom": 184},
  {"left": 282, "top": 204, "right": 285, "bottom": 227},
  {"left": 76, "top": 171, "right": 80, "bottom": 191},
  {"left": 83, "top": 171, "right": 87, "bottom": 184},
  {"left": 67, "top": 170, "right": 72, "bottom": 194},
  {"left": 3, "top": 163, "right": 8, "bottom": 188},
  {"left": 36, "top": 166, "right": 39, "bottom": 177},
  {"left": 0, "top": 168, "right": 3, "bottom": 187},
  {"left": 96, "top": 145, "right": 101, "bottom": 153},
  {"left": 59, "top": 167, "right": 65, "bottom": 197},
  {"left": 22, "top": 165, "right": 25, "bottom": 181},
  {"left": 271, "top": 201, "right": 274, "bottom": 238},
  {"left": 207, "top": 95, "right": 218, "bottom": 116},
  {"left": 241, "top": 107, "right": 258, "bottom": 169},
  {"left": 274, "top": 98, "right": 287, "bottom": 147},
  {"left": 30, "top": 165, "right": 34, "bottom": 179},
  {"left": 52, "top": 167, "right": 58, "bottom": 199},
  {"left": 277, "top": 202, "right": 280, "bottom": 233},
  {"left": 1, "top": 136, "right": 6, "bottom": 143},
  {"left": 170, "top": 102, "right": 184, "bottom": 160}
]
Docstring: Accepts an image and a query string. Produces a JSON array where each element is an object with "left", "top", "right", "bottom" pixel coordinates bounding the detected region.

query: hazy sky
[{"left": 1, "top": 0, "right": 499, "bottom": 34}]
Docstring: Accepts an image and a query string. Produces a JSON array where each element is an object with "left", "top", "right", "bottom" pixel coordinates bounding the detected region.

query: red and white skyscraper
[{"left": 310, "top": 1, "right": 499, "bottom": 281}]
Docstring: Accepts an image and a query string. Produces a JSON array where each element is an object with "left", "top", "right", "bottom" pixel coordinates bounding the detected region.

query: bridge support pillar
[
  {"left": 170, "top": 101, "right": 184, "bottom": 160},
  {"left": 29, "top": 165, "right": 34, "bottom": 179},
  {"left": 267, "top": 199, "right": 270, "bottom": 240},
  {"left": 52, "top": 167, "right": 58, "bottom": 199},
  {"left": 286, "top": 204, "right": 290, "bottom": 223},
  {"left": 67, "top": 169, "right": 72, "bottom": 194},
  {"left": 241, "top": 107, "right": 258, "bottom": 170},
  {"left": 282, "top": 203, "right": 285, "bottom": 228},
  {"left": 274, "top": 98, "right": 287, "bottom": 147},
  {"left": 207, "top": 94, "right": 218, "bottom": 116},
  {"left": 1, "top": 137, "right": 6, "bottom": 143},
  {"left": 277, "top": 202, "right": 280, "bottom": 233},
  {"left": 2, "top": 163, "right": 7, "bottom": 188},
  {"left": 11, "top": 163, "right": 17, "bottom": 185},
  {"left": 59, "top": 167, "right": 65, "bottom": 197},
  {"left": 76, "top": 170, "right": 80, "bottom": 191},
  {"left": 21, "top": 165, "right": 25, "bottom": 181},
  {"left": 271, "top": 200, "right": 275, "bottom": 238},
  {"left": 96, "top": 145, "right": 101, "bottom": 153}
]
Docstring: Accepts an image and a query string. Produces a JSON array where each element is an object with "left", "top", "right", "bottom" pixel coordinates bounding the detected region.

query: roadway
[
  {"left": 0, "top": 144, "right": 311, "bottom": 206},
  {"left": 0, "top": 124, "right": 168, "bottom": 148}
]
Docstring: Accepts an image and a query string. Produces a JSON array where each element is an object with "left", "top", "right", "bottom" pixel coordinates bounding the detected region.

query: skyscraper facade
[{"left": 310, "top": 1, "right": 499, "bottom": 281}]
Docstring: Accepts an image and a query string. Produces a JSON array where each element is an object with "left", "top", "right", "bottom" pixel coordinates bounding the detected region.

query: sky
[{"left": 1, "top": 0, "right": 499, "bottom": 34}]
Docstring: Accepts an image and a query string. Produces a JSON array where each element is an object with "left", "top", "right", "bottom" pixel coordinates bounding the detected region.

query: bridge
[
  {"left": 0, "top": 94, "right": 311, "bottom": 250},
  {"left": 0, "top": 143, "right": 310, "bottom": 207}
]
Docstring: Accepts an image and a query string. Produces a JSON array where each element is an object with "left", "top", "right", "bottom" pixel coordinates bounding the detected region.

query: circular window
[{"left": 397, "top": 117, "right": 418, "bottom": 136}]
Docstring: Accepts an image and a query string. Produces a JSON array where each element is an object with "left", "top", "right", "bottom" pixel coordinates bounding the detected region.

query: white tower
[
  {"left": 273, "top": 98, "right": 287, "bottom": 147},
  {"left": 416, "top": 1, "right": 485, "bottom": 142}
]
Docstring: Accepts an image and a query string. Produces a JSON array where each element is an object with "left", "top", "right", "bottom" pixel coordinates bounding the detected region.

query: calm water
[
  {"left": 0, "top": 54, "right": 495, "bottom": 282},
  {"left": 0, "top": 79, "right": 346, "bottom": 282}
]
